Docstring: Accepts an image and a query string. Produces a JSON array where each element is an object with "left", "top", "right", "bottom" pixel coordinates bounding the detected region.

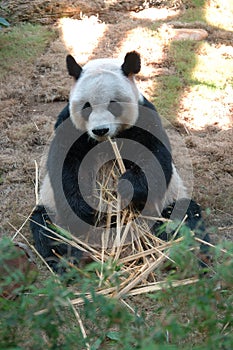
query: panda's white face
[{"left": 67, "top": 53, "right": 141, "bottom": 141}]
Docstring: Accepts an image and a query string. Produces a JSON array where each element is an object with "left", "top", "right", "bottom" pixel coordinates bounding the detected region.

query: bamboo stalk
[
  {"left": 114, "top": 219, "right": 132, "bottom": 262},
  {"left": 115, "top": 255, "right": 166, "bottom": 298},
  {"left": 108, "top": 137, "right": 126, "bottom": 174},
  {"left": 68, "top": 302, "right": 90, "bottom": 350},
  {"left": 126, "top": 277, "right": 199, "bottom": 296}
]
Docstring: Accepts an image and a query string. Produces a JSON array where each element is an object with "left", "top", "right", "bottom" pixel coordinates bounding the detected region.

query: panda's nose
[{"left": 92, "top": 128, "right": 109, "bottom": 137}]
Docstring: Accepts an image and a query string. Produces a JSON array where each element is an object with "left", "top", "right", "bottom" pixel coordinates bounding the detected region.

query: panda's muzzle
[{"left": 92, "top": 127, "right": 110, "bottom": 137}]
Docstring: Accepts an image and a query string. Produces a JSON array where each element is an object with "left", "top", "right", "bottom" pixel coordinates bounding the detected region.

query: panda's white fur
[
  {"left": 163, "top": 164, "right": 187, "bottom": 208},
  {"left": 69, "top": 58, "right": 140, "bottom": 141},
  {"left": 39, "top": 173, "right": 55, "bottom": 213}
]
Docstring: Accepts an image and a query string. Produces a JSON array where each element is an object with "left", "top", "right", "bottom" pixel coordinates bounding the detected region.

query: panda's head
[{"left": 66, "top": 51, "right": 141, "bottom": 141}]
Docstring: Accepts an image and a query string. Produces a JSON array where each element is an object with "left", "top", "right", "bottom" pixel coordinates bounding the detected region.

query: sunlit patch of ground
[
  {"left": 178, "top": 85, "right": 233, "bottom": 130},
  {"left": 118, "top": 26, "right": 166, "bottom": 94},
  {"left": 193, "top": 43, "right": 233, "bottom": 88},
  {"left": 205, "top": 0, "right": 233, "bottom": 31},
  {"left": 178, "top": 42, "right": 233, "bottom": 130},
  {"left": 130, "top": 7, "right": 180, "bottom": 21},
  {"left": 59, "top": 16, "right": 107, "bottom": 63}
]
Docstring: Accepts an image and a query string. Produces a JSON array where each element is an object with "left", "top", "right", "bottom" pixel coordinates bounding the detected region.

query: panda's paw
[
  {"left": 118, "top": 177, "right": 134, "bottom": 202},
  {"left": 118, "top": 170, "right": 147, "bottom": 210}
]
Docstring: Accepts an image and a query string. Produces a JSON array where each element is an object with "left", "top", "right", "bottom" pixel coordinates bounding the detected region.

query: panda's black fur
[{"left": 30, "top": 51, "right": 209, "bottom": 272}]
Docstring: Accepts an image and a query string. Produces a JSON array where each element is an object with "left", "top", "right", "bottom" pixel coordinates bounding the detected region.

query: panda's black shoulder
[
  {"left": 54, "top": 103, "right": 70, "bottom": 129},
  {"left": 140, "top": 95, "right": 157, "bottom": 112},
  {"left": 135, "top": 96, "right": 171, "bottom": 154}
]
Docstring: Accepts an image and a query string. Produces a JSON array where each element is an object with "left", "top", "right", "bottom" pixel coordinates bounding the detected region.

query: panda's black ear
[
  {"left": 121, "top": 51, "right": 141, "bottom": 77},
  {"left": 66, "top": 54, "right": 82, "bottom": 80}
]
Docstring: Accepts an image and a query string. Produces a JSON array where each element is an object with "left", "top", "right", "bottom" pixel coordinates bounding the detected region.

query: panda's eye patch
[
  {"left": 81, "top": 102, "right": 92, "bottom": 120},
  {"left": 108, "top": 100, "right": 122, "bottom": 117}
]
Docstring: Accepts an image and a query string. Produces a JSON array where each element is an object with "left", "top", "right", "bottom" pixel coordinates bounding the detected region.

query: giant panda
[{"left": 30, "top": 51, "right": 209, "bottom": 272}]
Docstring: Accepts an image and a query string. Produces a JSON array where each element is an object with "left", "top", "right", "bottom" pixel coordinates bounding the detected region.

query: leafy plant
[
  {"left": 0, "top": 23, "right": 56, "bottom": 78},
  {"left": 0, "top": 235, "right": 232, "bottom": 349}
]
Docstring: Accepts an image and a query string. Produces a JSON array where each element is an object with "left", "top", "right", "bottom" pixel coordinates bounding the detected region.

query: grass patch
[
  {"left": 152, "top": 38, "right": 233, "bottom": 123},
  {"left": 179, "top": 0, "right": 233, "bottom": 31},
  {"left": 153, "top": 75, "right": 183, "bottom": 120},
  {"left": 0, "top": 23, "right": 56, "bottom": 78},
  {"left": 193, "top": 42, "right": 233, "bottom": 89},
  {"left": 153, "top": 40, "right": 199, "bottom": 121},
  {"left": 179, "top": 0, "right": 206, "bottom": 23}
]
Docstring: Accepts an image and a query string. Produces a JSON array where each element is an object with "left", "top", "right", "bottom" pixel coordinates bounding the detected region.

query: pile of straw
[{"left": 48, "top": 138, "right": 203, "bottom": 303}]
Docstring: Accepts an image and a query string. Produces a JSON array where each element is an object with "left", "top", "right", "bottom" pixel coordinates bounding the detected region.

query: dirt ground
[{"left": 0, "top": 2, "right": 233, "bottom": 248}]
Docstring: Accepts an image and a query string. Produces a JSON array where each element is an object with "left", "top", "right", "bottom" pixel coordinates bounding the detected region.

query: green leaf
[
  {"left": 47, "top": 223, "right": 72, "bottom": 239},
  {"left": 91, "top": 337, "right": 102, "bottom": 350},
  {"left": 0, "top": 17, "right": 10, "bottom": 27},
  {"left": 106, "top": 331, "right": 120, "bottom": 341}
]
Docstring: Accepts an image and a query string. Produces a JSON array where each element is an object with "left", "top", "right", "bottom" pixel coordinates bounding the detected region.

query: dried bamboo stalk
[
  {"left": 126, "top": 277, "right": 199, "bottom": 296},
  {"left": 108, "top": 137, "right": 126, "bottom": 173},
  {"left": 115, "top": 255, "right": 166, "bottom": 298}
]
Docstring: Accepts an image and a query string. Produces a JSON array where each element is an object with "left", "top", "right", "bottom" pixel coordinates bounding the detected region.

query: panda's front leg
[
  {"left": 118, "top": 165, "right": 148, "bottom": 211},
  {"left": 30, "top": 205, "right": 83, "bottom": 272},
  {"left": 56, "top": 178, "right": 98, "bottom": 233}
]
